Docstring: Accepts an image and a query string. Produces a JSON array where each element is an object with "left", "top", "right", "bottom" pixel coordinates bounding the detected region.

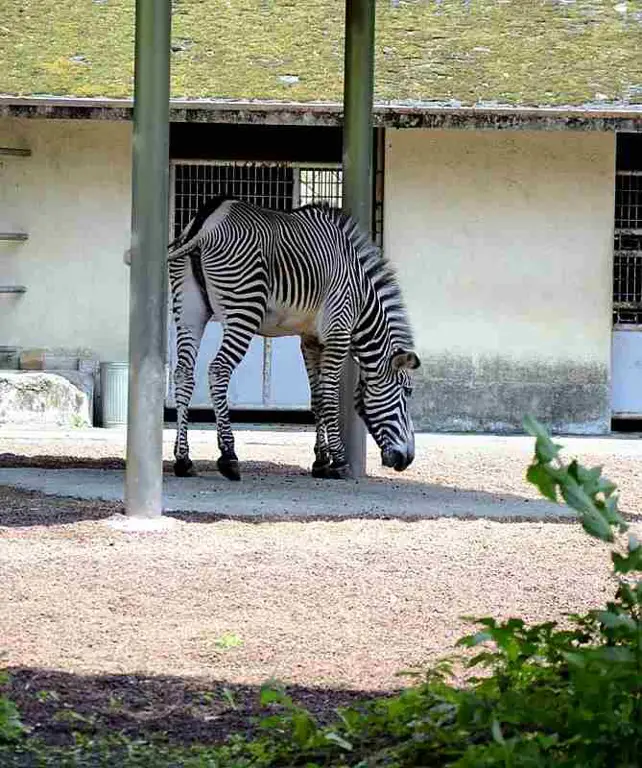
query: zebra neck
[
  {"left": 350, "top": 258, "right": 414, "bottom": 375},
  {"left": 351, "top": 291, "right": 396, "bottom": 376}
]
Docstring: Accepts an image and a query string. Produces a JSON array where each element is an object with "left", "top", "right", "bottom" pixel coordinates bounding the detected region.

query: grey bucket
[{"left": 100, "top": 362, "right": 129, "bottom": 427}]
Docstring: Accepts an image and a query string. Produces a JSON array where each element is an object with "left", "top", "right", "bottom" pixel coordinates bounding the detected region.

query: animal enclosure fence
[{"left": 613, "top": 170, "right": 642, "bottom": 326}]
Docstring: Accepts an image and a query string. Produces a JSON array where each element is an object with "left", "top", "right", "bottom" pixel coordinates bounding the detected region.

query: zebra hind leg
[
  {"left": 208, "top": 317, "right": 263, "bottom": 481},
  {"left": 170, "top": 260, "right": 209, "bottom": 478},
  {"left": 173, "top": 349, "right": 200, "bottom": 477}
]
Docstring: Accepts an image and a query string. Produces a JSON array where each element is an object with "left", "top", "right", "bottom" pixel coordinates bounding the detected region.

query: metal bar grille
[
  {"left": 298, "top": 167, "right": 343, "bottom": 207},
  {"left": 171, "top": 160, "right": 384, "bottom": 250},
  {"left": 613, "top": 171, "right": 642, "bottom": 325},
  {"left": 172, "top": 161, "right": 296, "bottom": 239},
  {"left": 373, "top": 128, "right": 385, "bottom": 248}
]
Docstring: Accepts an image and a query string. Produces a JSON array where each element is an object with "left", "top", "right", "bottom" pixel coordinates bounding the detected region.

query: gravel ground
[{"left": 1, "top": 425, "right": 641, "bottom": 746}]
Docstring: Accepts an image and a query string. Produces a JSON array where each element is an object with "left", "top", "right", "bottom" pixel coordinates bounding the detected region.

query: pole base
[{"left": 105, "top": 513, "right": 178, "bottom": 532}]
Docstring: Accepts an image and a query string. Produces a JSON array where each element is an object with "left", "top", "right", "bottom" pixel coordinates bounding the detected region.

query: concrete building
[{"left": 1, "top": 1, "right": 641, "bottom": 433}]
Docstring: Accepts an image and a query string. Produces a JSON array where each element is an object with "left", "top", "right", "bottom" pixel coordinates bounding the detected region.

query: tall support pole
[
  {"left": 341, "top": 0, "right": 375, "bottom": 477},
  {"left": 125, "top": 0, "right": 172, "bottom": 517}
]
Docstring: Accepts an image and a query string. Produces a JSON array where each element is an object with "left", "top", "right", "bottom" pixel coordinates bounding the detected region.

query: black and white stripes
[{"left": 168, "top": 198, "right": 420, "bottom": 480}]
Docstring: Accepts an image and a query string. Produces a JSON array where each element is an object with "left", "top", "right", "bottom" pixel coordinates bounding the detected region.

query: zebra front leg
[
  {"left": 300, "top": 336, "right": 331, "bottom": 477},
  {"left": 317, "top": 337, "right": 353, "bottom": 480}
]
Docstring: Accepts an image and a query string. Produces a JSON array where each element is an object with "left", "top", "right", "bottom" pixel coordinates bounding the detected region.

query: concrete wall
[
  {"left": 384, "top": 129, "right": 616, "bottom": 434},
  {"left": 0, "top": 119, "right": 617, "bottom": 433},
  {"left": 0, "top": 118, "right": 131, "bottom": 362}
]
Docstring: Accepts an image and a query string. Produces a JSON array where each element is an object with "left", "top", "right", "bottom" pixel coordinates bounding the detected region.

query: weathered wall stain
[{"left": 410, "top": 353, "right": 609, "bottom": 435}]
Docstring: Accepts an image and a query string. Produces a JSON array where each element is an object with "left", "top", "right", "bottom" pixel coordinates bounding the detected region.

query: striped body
[{"left": 168, "top": 198, "right": 420, "bottom": 480}]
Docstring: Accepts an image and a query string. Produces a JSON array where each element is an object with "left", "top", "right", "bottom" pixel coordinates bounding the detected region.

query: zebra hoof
[
  {"left": 328, "top": 462, "right": 353, "bottom": 480},
  {"left": 311, "top": 459, "right": 331, "bottom": 478},
  {"left": 217, "top": 456, "right": 241, "bottom": 481},
  {"left": 313, "top": 461, "right": 352, "bottom": 480},
  {"left": 174, "top": 458, "right": 197, "bottom": 477}
]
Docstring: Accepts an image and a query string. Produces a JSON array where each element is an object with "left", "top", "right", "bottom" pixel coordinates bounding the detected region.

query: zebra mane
[{"left": 296, "top": 203, "right": 415, "bottom": 351}]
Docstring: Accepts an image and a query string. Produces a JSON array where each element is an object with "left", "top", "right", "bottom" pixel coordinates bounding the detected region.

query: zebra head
[{"left": 355, "top": 349, "right": 421, "bottom": 472}]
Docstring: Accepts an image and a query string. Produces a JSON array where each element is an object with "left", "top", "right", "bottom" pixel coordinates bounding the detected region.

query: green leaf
[
  {"left": 558, "top": 477, "right": 598, "bottom": 516},
  {"left": 526, "top": 463, "right": 558, "bottom": 502},
  {"left": 557, "top": 478, "right": 614, "bottom": 541},
  {"left": 535, "top": 435, "right": 562, "bottom": 464},
  {"left": 214, "top": 632, "right": 243, "bottom": 650},
  {"left": 563, "top": 651, "right": 587, "bottom": 668},
  {"left": 524, "top": 416, "right": 563, "bottom": 463},
  {"left": 596, "top": 476, "right": 618, "bottom": 498},
  {"left": 612, "top": 547, "right": 642, "bottom": 574},
  {"left": 292, "top": 712, "right": 316, "bottom": 744},
  {"left": 567, "top": 459, "right": 581, "bottom": 481},
  {"left": 466, "top": 651, "right": 498, "bottom": 668},
  {"left": 593, "top": 646, "right": 636, "bottom": 663},
  {"left": 579, "top": 508, "right": 615, "bottom": 542},
  {"left": 601, "top": 495, "right": 627, "bottom": 530},
  {"left": 0, "top": 697, "right": 25, "bottom": 743},
  {"left": 456, "top": 631, "right": 492, "bottom": 648},
  {"left": 617, "top": 581, "right": 638, "bottom": 606},
  {"left": 259, "top": 684, "right": 293, "bottom": 709},
  {"left": 491, "top": 719, "right": 505, "bottom": 744},
  {"left": 595, "top": 610, "right": 637, "bottom": 632},
  {"left": 336, "top": 708, "right": 362, "bottom": 734},
  {"left": 523, "top": 414, "right": 551, "bottom": 442},
  {"left": 325, "top": 731, "right": 353, "bottom": 751}
]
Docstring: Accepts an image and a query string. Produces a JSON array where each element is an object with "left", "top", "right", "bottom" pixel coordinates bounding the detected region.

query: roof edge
[{"left": 1, "top": 95, "right": 642, "bottom": 131}]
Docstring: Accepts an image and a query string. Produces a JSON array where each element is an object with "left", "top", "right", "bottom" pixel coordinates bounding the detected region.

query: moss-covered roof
[{"left": 1, "top": 0, "right": 641, "bottom": 108}]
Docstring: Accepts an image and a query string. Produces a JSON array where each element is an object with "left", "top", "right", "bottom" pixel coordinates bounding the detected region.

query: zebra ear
[{"left": 391, "top": 350, "right": 421, "bottom": 371}]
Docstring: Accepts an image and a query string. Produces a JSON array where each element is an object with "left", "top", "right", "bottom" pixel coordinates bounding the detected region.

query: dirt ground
[{"left": 1, "top": 426, "right": 641, "bottom": 746}]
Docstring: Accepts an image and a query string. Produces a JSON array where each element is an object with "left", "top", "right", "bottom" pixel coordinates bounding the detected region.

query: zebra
[{"left": 167, "top": 197, "right": 420, "bottom": 481}]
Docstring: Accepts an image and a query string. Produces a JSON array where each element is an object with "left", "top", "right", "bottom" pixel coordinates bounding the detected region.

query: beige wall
[
  {"left": 0, "top": 119, "right": 617, "bottom": 431},
  {"left": 384, "top": 129, "right": 616, "bottom": 432},
  {"left": 385, "top": 128, "right": 615, "bottom": 362},
  {"left": 0, "top": 118, "right": 132, "bottom": 361}
]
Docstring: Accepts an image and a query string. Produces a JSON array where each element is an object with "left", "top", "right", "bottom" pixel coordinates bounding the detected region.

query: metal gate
[
  {"left": 611, "top": 169, "right": 642, "bottom": 417},
  {"left": 166, "top": 161, "right": 343, "bottom": 410}
]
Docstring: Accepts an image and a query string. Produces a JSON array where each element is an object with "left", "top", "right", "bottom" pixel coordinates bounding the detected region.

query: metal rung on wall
[
  {"left": 1, "top": 147, "right": 30, "bottom": 294},
  {"left": 0, "top": 233, "right": 28, "bottom": 242},
  {"left": 0, "top": 147, "right": 31, "bottom": 157}
]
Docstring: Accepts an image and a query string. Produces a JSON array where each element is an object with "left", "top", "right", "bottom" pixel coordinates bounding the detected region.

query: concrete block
[
  {"left": 411, "top": 354, "right": 609, "bottom": 434},
  {"left": 0, "top": 371, "right": 91, "bottom": 428}
]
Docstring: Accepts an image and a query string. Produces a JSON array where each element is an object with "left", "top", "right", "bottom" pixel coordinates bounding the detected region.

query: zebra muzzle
[{"left": 382, "top": 448, "right": 412, "bottom": 472}]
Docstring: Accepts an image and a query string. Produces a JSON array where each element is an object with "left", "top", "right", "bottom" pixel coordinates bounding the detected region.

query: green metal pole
[
  {"left": 125, "top": 0, "right": 172, "bottom": 517},
  {"left": 341, "top": 0, "right": 375, "bottom": 477}
]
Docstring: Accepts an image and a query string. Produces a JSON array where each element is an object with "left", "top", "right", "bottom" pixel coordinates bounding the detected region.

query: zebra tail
[{"left": 167, "top": 234, "right": 199, "bottom": 262}]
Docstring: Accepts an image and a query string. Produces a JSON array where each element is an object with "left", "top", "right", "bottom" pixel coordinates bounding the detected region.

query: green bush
[
  {"left": 0, "top": 673, "right": 25, "bottom": 745},
  {"left": 1, "top": 416, "right": 641, "bottom": 766},
  {"left": 214, "top": 417, "right": 642, "bottom": 767}
]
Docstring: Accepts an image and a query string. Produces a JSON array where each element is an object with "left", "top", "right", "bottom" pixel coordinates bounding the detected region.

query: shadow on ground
[
  {"left": 0, "top": 474, "right": 571, "bottom": 528},
  {"left": 0, "top": 453, "right": 311, "bottom": 476},
  {"left": 3, "top": 667, "right": 387, "bottom": 748}
]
